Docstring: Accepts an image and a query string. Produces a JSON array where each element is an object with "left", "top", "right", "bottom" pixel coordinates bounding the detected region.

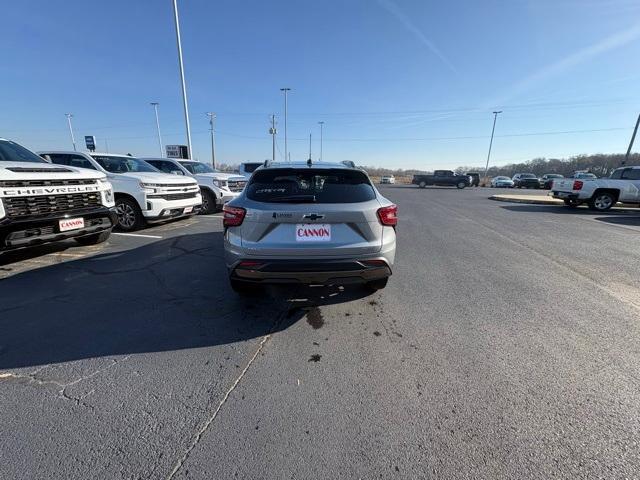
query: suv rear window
[{"left": 246, "top": 168, "right": 376, "bottom": 203}]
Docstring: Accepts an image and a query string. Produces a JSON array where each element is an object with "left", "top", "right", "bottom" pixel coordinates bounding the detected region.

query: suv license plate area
[{"left": 295, "top": 224, "right": 331, "bottom": 242}]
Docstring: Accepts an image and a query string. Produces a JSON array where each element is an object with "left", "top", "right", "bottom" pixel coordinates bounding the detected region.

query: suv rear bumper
[
  {"left": 0, "top": 206, "right": 116, "bottom": 251},
  {"left": 230, "top": 258, "right": 392, "bottom": 285}
]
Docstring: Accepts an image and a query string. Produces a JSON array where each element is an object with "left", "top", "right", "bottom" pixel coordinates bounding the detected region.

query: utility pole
[
  {"left": 172, "top": 0, "right": 193, "bottom": 158},
  {"left": 150, "top": 102, "right": 163, "bottom": 156},
  {"left": 65, "top": 113, "right": 77, "bottom": 151},
  {"left": 623, "top": 113, "right": 640, "bottom": 166},
  {"left": 206, "top": 112, "right": 216, "bottom": 168},
  {"left": 269, "top": 115, "right": 277, "bottom": 162},
  {"left": 280, "top": 88, "right": 291, "bottom": 162},
  {"left": 308, "top": 132, "right": 312, "bottom": 160},
  {"left": 318, "top": 121, "right": 324, "bottom": 161},
  {"left": 483, "top": 111, "right": 502, "bottom": 179}
]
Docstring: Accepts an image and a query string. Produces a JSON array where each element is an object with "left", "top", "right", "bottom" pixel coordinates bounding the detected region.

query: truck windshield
[
  {"left": 0, "top": 140, "right": 47, "bottom": 163},
  {"left": 91, "top": 155, "right": 158, "bottom": 173},
  {"left": 179, "top": 161, "right": 215, "bottom": 174},
  {"left": 521, "top": 174, "right": 537, "bottom": 178},
  {"left": 247, "top": 168, "right": 375, "bottom": 203}
]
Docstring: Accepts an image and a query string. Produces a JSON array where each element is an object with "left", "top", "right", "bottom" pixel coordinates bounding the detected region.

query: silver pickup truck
[{"left": 552, "top": 167, "right": 640, "bottom": 211}]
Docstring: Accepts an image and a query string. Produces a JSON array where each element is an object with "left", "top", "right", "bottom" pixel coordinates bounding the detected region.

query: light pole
[
  {"left": 172, "top": 0, "right": 193, "bottom": 158},
  {"left": 269, "top": 115, "right": 277, "bottom": 163},
  {"left": 318, "top": 121, "right": 324, "bottom": 161},
  {"left": 206, "top": 112, "right": 216, "bottom": 168},
  {"left": 280, "top": 88, "right": 291, "bottom": 162},
  {"left": 150, "top": 102, "right": 163, "bottom": 156},
  {"left": 483, "top": 111, "right": 502, "bottom": 179},
  {"left": 65, "top": 113, "right": 77, "bottom": 151},
  {"left": 308, "top": 132, "right": 312, "bottom": 161}
]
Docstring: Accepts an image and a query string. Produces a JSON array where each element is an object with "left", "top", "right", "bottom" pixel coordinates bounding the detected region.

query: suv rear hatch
[{"left": 239, "top": 167, "right": 383, "bottom": 257}]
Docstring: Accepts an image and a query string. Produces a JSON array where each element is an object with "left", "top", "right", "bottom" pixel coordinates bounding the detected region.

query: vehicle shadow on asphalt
[
  {"left": 499, "top": 205, "right": 638, "bottom": 216},
  {"left": 0, "top": 232, "right": 371, "bottom": 369}
]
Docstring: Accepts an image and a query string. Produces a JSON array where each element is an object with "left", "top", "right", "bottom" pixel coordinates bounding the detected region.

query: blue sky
[{"left": 2, "top": 0, "right": 640, "bottom": 170}]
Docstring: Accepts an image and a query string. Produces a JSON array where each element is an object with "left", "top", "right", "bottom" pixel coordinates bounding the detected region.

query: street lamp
[
  {"left": 206, "top": 112, "right": 216, "bottom": 168},
  {"left": 65, "top": 113, "right": 76, "bottom": 151},
  {"left": 150, "top": 102, "right": 163, "bottom": 156},
  {"left": 483, "top": 111, "right": 502, "bottom": 179},
  {"left": 172, "top": 0, "right": 193, "bottom": 158},
  {"left": 280, "top": 88, "right": 291, "bottom": 161},
  {"left": 318, "top": 121, "right": 324, "bottom": 161}
]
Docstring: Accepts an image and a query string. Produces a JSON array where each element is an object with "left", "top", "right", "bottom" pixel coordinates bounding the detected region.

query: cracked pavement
[{"left": 2, "top": 189, "right": 640, "bottom": 479}]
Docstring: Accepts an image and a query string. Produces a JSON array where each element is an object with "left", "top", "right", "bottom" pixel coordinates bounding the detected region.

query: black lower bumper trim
[
  {"left": 0, "top": 207, "right": 116, "bottom": 251},
  {"left": 232, "top": 259, "right": 392, "bottom": 284}
]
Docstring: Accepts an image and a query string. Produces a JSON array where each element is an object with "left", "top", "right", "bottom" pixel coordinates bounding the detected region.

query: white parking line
[
  {"left": 112, "top": 232, "right": 163, "bottom": 239},
  {"left": 198, "top": 215, "right": 224, "bottom": 220}
]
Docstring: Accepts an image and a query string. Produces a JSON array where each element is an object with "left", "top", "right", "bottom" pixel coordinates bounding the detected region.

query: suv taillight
[
  {"left": 223, "top": 205, "right": 246, "bottom": 227},
  {"left": 572, "top": 180, "right": 583, "bottom": 190},
  {"left": 377, "top": 204, "right": 398, "bottom": 226}
]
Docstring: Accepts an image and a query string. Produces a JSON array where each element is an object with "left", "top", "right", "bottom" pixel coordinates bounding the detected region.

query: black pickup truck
[{"left": 412, "top": 170, "right": 470, "bottom": 189}]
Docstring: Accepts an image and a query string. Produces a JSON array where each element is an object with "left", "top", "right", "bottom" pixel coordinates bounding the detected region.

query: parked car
[
  {"left": 466, "top": 172, "right": 480, "bottom": 187},
  {"left": 223, "top": 161, "right": 396, "bottom": 294},
  {"left": 39, "top": 151, "right": 201, "bottom": 231},
  {"left": 512, "top": 173, "right": 540, "bottom": 189},
  {"left": 540, "top": 174, "right": 564, "bottom": 189},
  {"left": 551, "top": 166, "right": 640, "bottom": 211},
  {"left": 490, "top": 176, "right": 515, "bottom": 188},
  {"left": 412, "top": 170, "right": 470, "bottom": 189},
  {"left": 143, "top": 158, "right": 246, "bottom": 214},
  {"left": 1, "top": 139, "right": 116, "bottom": 251},
  {"left": 238, "top": 162, "right": 263, "bottom": 179},
  {"left": 380, "top": 175, "right": 395, "bottom": 184}
]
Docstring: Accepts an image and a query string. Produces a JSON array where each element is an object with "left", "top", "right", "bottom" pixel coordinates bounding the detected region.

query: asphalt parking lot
[{"left": 2, "top": 185, "right": 640, "bottom": 479}]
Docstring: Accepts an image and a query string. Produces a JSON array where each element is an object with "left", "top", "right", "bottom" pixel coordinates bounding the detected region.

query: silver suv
[{"left": 223, "top": 161, "right": 397, "bottom": 294}]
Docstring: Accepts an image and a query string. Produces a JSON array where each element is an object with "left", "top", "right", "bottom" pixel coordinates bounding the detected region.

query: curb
[{"left": 489, "top": 195, "right": 563, "bottom": 205}]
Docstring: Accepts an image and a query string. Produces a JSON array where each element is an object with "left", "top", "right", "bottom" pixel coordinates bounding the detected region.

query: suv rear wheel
[{"left": 418, "top": 181, "right": 426, "bottom": 189}]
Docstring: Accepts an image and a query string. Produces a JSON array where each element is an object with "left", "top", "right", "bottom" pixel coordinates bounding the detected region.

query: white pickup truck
[
  {"left": 1, "top": 139, "right": 116, "bottom": 251},
  {"left": 551, "top": 167, "right": 640, "bottom": 211},
  {"left": 39, "top": 151, "right": 202, "bottom": 231},
  {"left": 142, "top": 158, "right": 247, "bottom": 214}
]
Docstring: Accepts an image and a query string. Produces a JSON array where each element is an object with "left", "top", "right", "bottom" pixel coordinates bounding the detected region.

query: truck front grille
[
  {"left": 0, "top": 179, "right": 97, "bottom": 188},
  {"left": 2, "top": 193, "right": 102, "bottom": 218},
  {"left": 147, "top": 192, "right": 198, "bottom": 201},
  {"left": 227, "top": 180, "right": 246, "bottom": 192}
]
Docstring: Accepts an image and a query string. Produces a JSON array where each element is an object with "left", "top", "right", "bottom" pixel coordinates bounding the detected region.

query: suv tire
[
  {"left": 115, "top": 197, "right": 145, "bottom": 231},
  {"left": 419, "top": 181, "right": 426, "bottom": 189},
  {"left": 74, "top": 231, "right": 111, "bottom": 246},
  {"left": 456, "top": 181, "right": 466, "bottom": 189}
]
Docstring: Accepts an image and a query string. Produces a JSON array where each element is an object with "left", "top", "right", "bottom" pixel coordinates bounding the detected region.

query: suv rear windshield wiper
[{"left": 268, "top": 195, "right": 317, "bottom": 203}]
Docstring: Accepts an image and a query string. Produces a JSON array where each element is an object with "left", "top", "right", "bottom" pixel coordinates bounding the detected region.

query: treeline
[
  {"left": 456, "top": 153, "right": 640, "bottom": 178},
  {"left": 216, "top": 153, "right": 640, "bottom": 178}
]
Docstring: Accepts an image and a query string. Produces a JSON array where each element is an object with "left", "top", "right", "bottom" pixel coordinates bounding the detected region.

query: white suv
[
  {"left": 39, "top": 151, "right": 201, "bottom": 231},
  {"left": 143, "top": 158, "right": 247, "bottom": 214}
]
